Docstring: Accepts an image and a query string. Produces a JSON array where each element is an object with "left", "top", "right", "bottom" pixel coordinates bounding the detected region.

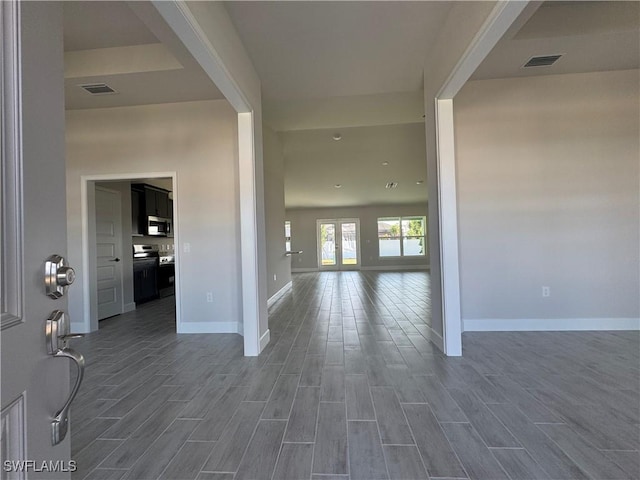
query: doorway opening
[
  {"left": 82, "top": 173, "right": 180, "bottom": 333},
  {"left": 316, "top": 218, "right": 361, "bottom": 270}
]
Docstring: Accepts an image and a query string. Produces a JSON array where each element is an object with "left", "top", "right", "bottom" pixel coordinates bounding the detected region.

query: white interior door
[
  {"left": 1, "top": 2, "right": 74, "bottom": 477},
  {"left": 95, "top": 186, "right": 123, "bottom": 320},
  {"left": 317, "top": 219, "right": 360, "bottom": 271}
]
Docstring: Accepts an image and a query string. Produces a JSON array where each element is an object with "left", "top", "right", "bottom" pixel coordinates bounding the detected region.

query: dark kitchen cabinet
[
  {"left": 144, "top": 187, "right": 170, "bottom": 218},
  {"left": 131, "top": 184, "right": 172, "bottom": 235},
  {"left": 133, "top": 258, "right": 158, "bottom": 304},
  {"left": 158, "top": 262, "right": 175, "bottom": 297},
  {"left": 131, "top": 186, "right": 144, "bottom": 236}
]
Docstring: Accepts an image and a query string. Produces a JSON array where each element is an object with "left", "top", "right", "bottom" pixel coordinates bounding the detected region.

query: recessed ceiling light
[
  {"left": 334, "top": 184, "right": 342, "bottom": 188},
  {"left": 382, "top": 162, "right": 389, "bottom": 166},
  {"left": 416, "top": 180, "right": 424, "bottom": 185},
  {"left": 332, "top": 133, "right": 342, "bottom": 141}
]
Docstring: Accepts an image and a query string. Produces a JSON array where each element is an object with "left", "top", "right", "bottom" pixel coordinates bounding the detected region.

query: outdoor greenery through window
[{"left": 378, "top": 216, "right": 426, "bottom": 257}]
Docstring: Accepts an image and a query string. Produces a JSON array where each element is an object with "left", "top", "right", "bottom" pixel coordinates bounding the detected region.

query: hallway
[{"left": 70, "top": 271, "right": 639, "bottom": 480}]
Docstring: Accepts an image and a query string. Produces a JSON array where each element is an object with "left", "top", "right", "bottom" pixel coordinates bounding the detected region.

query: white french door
[{"left": 317, "top": 219, "right": 361, "bottom": 270}]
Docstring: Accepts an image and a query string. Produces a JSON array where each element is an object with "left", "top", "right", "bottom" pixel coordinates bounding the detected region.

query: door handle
[
  {"left": 45, "top": 310, "right": 85, "bottom": 446},
  {"left": 51, "top": 348, "right": 84, "bottom": 446},
  {"left": 109, "top": 258, "right": 121, "bottom": 262}
]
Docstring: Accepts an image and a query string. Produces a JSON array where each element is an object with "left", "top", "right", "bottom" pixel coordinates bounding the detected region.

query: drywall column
[
  {"left": 425, "top": 0, "right": 529, "bottom": 355},
  {"left": 149, "top": 1, "right": 269, "bottom": 355},
  {"left": 435, "top": 99, "right": 463, "bottom": 355},
  {"left": 238, "top": 112, "right": 261, "bottom": 354}
]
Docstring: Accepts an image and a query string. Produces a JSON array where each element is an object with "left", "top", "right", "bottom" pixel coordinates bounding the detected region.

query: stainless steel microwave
[{"left": 148, "top": 216, "right": 172, "bottom": 237}]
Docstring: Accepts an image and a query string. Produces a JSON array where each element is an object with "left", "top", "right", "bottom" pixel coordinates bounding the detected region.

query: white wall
[
  {"left": 66, "top": 100, "right": 243, "bottom": 334},
  {"left": 286, "top": 204, "right": 429, "bottom": 271},
  {"left": 263, "top": 126, "right": 292, "bottom": 298},
  {"left": 455, "top": 69, "right": 640, "bottom": 330}
]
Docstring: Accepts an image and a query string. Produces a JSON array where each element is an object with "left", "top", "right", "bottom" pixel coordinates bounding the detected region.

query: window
[
  {"left": 285, "top": 221, "right": 291, "bottom": 251},
  {"left": 378, "top": 216, "right": 426, "bottom": 257}
]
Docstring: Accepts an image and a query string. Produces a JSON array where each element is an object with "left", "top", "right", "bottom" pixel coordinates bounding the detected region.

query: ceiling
[
  {"left": 63, "top": 1, "right": 224, "bottom": 110},
  {"left": 62, "top": 1, "right": 639, "bottom": 209},
  {"left": 224, "top": 0, "right": 639, "bottom": 209},
  {"left": 225, "top": 1, "right": 640, "bottom": 125},
  {"left": 283, "top": 123, "right": 427, "bottom": 208},
  {"left": 472, "top": 1, "right": 640, "bottom": 80},
  {"left": 225, "top": 1, "right": 454, "bottom": 102}
]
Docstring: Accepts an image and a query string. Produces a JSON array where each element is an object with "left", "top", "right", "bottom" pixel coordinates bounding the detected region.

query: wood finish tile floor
[{"left": 70, "top": 271, "right": 640, "bottom": 480}]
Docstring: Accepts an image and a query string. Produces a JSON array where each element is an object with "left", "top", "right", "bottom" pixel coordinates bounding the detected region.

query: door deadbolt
[{"left": 45, "top": 254, "right": 76, "bottom": 299}]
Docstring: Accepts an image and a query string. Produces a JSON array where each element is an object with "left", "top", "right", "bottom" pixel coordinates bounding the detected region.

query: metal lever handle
[
  {"left": 109, "top": 258, "right": 121, "bottom": 262},
  {"left": 51, "top": 348, "right": 85, "bottom": 446},
  {"left": 61, "top": 333, "right": 85, "bottom": 341},
  {"left": 45, "top": 310, "right": 86, "bottom": 445}
]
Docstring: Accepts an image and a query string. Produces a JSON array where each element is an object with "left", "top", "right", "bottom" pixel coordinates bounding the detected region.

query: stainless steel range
[{"left": 133, "top": 245, "right": 159, "bottom": 304}]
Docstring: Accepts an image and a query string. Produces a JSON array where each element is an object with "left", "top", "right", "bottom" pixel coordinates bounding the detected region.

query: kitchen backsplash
[{"left": 133, "top": 236, "right": 174, "bottom": 255}]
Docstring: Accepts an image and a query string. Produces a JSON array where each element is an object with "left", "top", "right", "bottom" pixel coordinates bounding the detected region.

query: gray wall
[
  {"left": 286, "top": 204, "right": 429, "bottom": 271},
  {"left": 263, "top": 126, "right": 292, "bottom": 298},
  {"left": 454, "top": 69, "right": 640, "bottom": 325},
  {"left": 66, "top": 100, "right": 243, "bottom": 333}
]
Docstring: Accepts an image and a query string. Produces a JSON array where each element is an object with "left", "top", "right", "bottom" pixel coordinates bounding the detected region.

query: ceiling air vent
[
  {"left": 385, "top": 182, "right": 398, "bottom": 189},
  {"left": 79, "top": 83, "right": 118, "bottom": 95},
  {"left": 523, "top": 54, "right": 562, "bottom": 68}
]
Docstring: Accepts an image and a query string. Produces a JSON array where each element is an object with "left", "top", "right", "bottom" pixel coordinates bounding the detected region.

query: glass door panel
[
  {"left": 341, "top": 222, "right": 357, "bottom": 265},
  {"left": 319, "top": 222, "right": 337, "bottom": 266}
]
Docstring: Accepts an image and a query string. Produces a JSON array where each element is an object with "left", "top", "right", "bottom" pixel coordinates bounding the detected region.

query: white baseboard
[
  {"left": 260, "top": 329, "right": 271, "bottom": 352},
  {"left": 177, "top": 321, "right": 241, "bottom": 334},
  {"left": 123, "top": 302, "right": 136, "bottom": 313},
  {"left": 291, "top": 267, "right": 318, "bottom": 273},
  {"left": 268, "top": 281, "right": 292, "bottom": 308},
  {"left": 361, "top": 265, "right": 429, "bottom": 271},
  {"left": 464, "top": 317, "right": 640, "bottom": 332}
]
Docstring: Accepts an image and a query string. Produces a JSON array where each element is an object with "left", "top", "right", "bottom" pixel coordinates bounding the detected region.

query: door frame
[
  {"left": 94, "top": 185, "right": 125, "bottom": 320},
  {"left": 316, "top": 218, "right": 361, "bottom": 271},
  {"left": 79, "top": 172, "right": 180, "bottom": 333}
]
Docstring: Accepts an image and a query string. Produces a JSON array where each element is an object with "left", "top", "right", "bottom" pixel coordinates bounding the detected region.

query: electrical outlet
[
  {"left": 542, "top": 286, "right": 550, "bottom": 297},
  {"left": 184, "top": 243, "right": 191, "bottom": 253},
  {"left": 206, "top": 292, "right": 213, "bottom": 302}
]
